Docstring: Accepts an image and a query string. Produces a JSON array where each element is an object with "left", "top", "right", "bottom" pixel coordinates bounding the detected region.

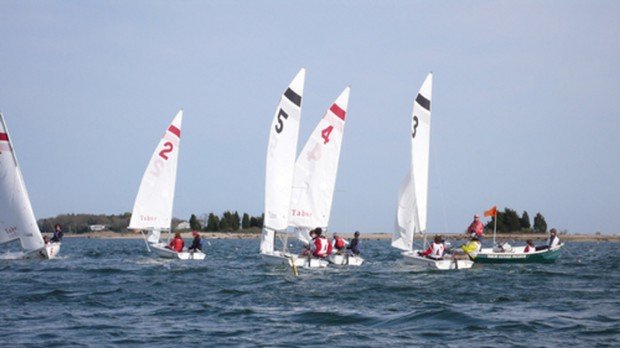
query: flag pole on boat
[{"left": 484, "top": 205, "right": 498, "bottom": 245}]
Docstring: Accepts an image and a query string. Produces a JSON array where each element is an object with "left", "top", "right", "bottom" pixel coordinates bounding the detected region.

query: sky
[{"left": 1, "top": 1, "right": 618, "bottom": 234}]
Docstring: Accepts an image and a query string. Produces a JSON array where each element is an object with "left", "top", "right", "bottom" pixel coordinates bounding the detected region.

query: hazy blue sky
[{"left": 1, "top": 1, "right": 618, "bottom": 234}]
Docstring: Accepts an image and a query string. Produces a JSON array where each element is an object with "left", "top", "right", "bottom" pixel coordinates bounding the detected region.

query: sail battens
[
  {"left": 167, "top": 125, "right": 181, "bottom": 138},
  {"left": 284, "top": 88, "right": 302, "bottom": 107},
  {"left": 415, "top": 93, "right": 431, "bottom": 111},
  {"left": 329, "top": 103, "right": 346, "bottom": 120}
]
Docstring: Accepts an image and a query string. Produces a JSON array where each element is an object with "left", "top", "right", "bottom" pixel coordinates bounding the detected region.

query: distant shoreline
[{"left": 58, "top": 231, "right": 620, "bottom": 242}]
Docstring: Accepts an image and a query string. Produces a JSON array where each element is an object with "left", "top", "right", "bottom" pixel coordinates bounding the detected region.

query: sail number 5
[{"left": 274, "top": 109, "right": 289, "bottom": 134}]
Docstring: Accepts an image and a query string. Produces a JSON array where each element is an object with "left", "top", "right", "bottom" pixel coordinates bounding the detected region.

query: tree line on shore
[
  {"left": 37, "top": 211, "right": 264, "bottom": 234},
  {"left": 484, "top": 208, "right": 548, "bottom": 233}
]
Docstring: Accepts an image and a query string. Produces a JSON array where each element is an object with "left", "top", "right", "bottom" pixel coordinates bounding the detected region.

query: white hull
[
  {"left": 402, "top": 250, "right": 473, "bottom": 270},
  {"left": 22, "top": 242, "right": 61, "bottom": 260},
  {"left": 151, "top": 244, "right": 205, "bottom": 260},
  {"left": 327, "top": 253, "right": 364, "bottom": 266},
  {"left": 260, "top": 250, "right": 329, "bottom": 268}
]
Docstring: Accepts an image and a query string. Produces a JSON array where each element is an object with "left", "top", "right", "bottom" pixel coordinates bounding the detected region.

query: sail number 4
[{"left": 321, "top": 125, "right": 334, "bottom": 144}]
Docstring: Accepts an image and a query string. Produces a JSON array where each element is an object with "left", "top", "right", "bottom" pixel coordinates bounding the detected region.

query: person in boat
[
  {"left": 331, "top": 232, "right": 348, "bottom": 253},
  {"left": 418, "top": 235, "right": 445, "bottom": 260},
  {"left": 50, "top": 224, "right": 64, "bottom": 242},
  {"left": 466, "top": 214, "right": 484, "bottom": 238},
  {"left": 536, "top": 228, "right": 561, "bottom": 251},
  {"left": 347, "top": 231, "right": 361, "bottom": 255},
  {"left": 524, "top": 239, "right": 536, "bottom": 253},
  {"left": 302, "top": 228, "right": 332, "bottom": 258},
  {"left": 43, "top": 235, "right": 50, "bottom": 244},
  {"left": 454, "top": 236, "right": 482, "bottom": 260},
  {"left": 166, "top": 232, "right": 185, "bottom": 252},
  {"left": 188, "top": 231, "right": 203, "bottom": 253}
]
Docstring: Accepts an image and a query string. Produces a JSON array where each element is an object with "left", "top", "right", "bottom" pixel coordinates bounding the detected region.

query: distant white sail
[
  {"left": 392, "top": 73, "right": 433, "bottom": 251},
  {"left": 260, "top": 69, "right": 305, "bottom": 253},
  {"left": 129, "top": 111, "right": 183, "bottom": 233},
  {"left": 289, "top": 87, "right": 350, "bottom": 243},
  {"left": 0, "top": 114, "right": 45, "bottom": 251}
]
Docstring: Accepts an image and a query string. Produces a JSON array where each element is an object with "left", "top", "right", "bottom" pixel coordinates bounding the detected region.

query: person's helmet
[
  {"left": 474, "top": 214, "right": 480, "bottom": 219},
  {"left": 333, "top": 232, "right": 338, "bottom": 237},
  {"left": 314, "top": 228, "right": 322, "bottom": 236},
  {"left": 354, "top": 231, "right": 360, "bottom": 237}
]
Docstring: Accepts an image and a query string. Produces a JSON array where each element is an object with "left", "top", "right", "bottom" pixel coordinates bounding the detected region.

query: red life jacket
[
  {"left": 334, "top": 237, "right": 345, "bottom": 250},
  {"left": 313, "top": 237, "right": 330, "bottom": 257},
  {"left": 170, "top": 237, "right": 184, "bottom": 252}
]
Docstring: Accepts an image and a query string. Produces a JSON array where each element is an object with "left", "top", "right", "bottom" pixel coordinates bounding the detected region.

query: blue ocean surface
[{"left": 1, "top": 238, "right": 618, "bottom": 347}]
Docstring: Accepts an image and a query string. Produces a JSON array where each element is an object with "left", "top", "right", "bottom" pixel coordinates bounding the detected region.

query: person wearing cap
[
  {"left": 536, "top": 228, "right": 561, "bottom": 251},
  {"left": 347, "top": 231, "right": 361, "bottom": 255},
  {"left": 466, "top": 214, "right": 484, "bottom": 238},
  {"left": 188, "top": 231, "right": 203, "bottom": 252},
  {"left": 331, "top": 232, "right": 348, "bottom": 253},
  {"left": 418, "top": 235, "right": 445, "bottom": 260},
  {"left": 166, "top": 232, "right": 185, "bottom": 252}
]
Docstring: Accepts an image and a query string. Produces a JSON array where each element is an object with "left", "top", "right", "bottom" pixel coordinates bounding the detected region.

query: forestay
[
  {"left": 128, "top": 111, "right": 183, "bottom": 239},
  {"left": 0, "top": 114, "right": 45, "bottom": 251},
  {"left": 392, "top": 73, "right": 433, "bottom": 251},
  {"left": 289, "top": 87, "right": 350, "bottom": 244},
  {"left": 260, "top": 69, "right": 305, "bottom": 253}
]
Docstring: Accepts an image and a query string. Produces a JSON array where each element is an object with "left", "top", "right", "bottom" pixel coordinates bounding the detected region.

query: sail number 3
[{"left": 411, "top": 115, "right": 419, "bottom": 138}]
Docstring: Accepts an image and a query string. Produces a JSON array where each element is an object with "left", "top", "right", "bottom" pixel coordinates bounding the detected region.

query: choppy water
[{"left": 1, "top": 238, "right": 618, "bottom": 347}]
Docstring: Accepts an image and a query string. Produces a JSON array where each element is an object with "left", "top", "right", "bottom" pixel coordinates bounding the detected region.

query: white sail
[
  {"left": 392, "top": 73, "right": 433, "bottom": 251},
  {"left": 128, "top": 110, "right": 183, "bottom": 234},
  {"left": 289, "top": 87, "right": 350, "bottom": 243},
  {"left": 0, "top": 114, "right": 45, "bottom": 251},
  {"left": 260, "top": 69, "right": 305, "bottom": 253}
]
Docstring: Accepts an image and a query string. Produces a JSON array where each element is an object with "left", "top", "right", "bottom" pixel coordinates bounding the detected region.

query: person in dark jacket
[
  {"left": 50, "top": 224, "right": 64, "bottom": 242},
  {"left": 188, "top": 231, "right": 203, "bottom": 252},
  {"left": 347, "top": 231, "right": 361, "bottom": 255}
]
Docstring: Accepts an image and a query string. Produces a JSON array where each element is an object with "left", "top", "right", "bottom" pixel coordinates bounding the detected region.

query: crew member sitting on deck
[
  {"left": 167, "top": 232, "right": 184, "bottom": 252},
  {"left": 524, "top": 239, "right": 536, "bottom": 253},
  {"left": 308, "top": 228, "right": 331, "bottom": 258},
  {"left": 347, "top": 231, "right": 361, "bottom": 255},
  {"left": 332, "top": 232, "right": 348, "bottom": 253},
  {"left": 51, "top": 224, "right": 64, "bottom": 242},
  {"left": 466, "top": 214, "right": 484, "bottom": 238},
  {"left": 454, "top": 236, "right": 482, "bottom": 260},
  {"left": 188, "top": 231, "right": 203, "bottom": 252},
  {"left": 536, "top": 228, "right": 561, "bottom": 251},
  {"left": 418, "top": 235, "right": 445, "bottom": 260}
]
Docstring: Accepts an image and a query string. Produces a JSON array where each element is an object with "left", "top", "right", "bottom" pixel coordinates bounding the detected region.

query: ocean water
[{"left": 1, "top": 238, "right": 618, "bottom": 347}]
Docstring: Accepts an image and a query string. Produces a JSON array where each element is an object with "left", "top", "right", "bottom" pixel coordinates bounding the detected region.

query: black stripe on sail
[
  {"left": 284, "top": 88, "right": 302, "bottom": 107},
  {"left": 415, "top": 93, "right": 431, "bottom": 111}
]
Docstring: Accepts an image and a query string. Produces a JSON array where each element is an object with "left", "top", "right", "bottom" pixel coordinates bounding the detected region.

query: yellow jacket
[{"left": 461, "top": 240, "right": 481, "bottom": 257}]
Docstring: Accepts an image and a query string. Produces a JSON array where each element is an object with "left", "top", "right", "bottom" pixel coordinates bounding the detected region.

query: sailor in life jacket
[
  {"left": 331, "top": 232, "right": 348, "bottom": 253},
  {"left": 167, "top": 232, "right": 185, "bottom": 253},
  {"left": 524, "top": 239, "right": 536, "bottom": 253},
  {"left": 460, "top": 236, "right": 482, "bottom": 259},
  {"left": 309, "top": 228, "right": 332, "bottom": 258},
  {"left": 418, "top": 235, "right": 446, "bottom": 260}
]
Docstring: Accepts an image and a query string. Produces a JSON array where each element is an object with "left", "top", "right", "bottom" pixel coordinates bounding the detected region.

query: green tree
[
  {"left": 503, "top": 208, "right": 521, "bottom": 232},
  {"left": 189, "top": 214, "right": 202, "bottom": 231},
  {"left": 520, "top": 211, "right": 531, "bottom": 231},
  {"left": 231, "top": 211, "right": 241, "bottom": 231},
  {"left": 205, "top": 213, "right": 220, "bottom": 231},
  {"left": 533, "top": 213, "right": 547, "bottom": 233},
  {"left": 241, "top": 213, "right": 251, "bottom": 229},
  {"left": 219, "top": 215, "right": 230, "bottom": 231}
]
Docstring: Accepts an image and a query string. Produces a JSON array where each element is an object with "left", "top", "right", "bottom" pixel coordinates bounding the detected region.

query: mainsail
[
  {"left": 129, "top": 110, "right": 183, "bottom": 243},
  {"left": 260, "top": 69, "right": 306, "bottom": 253},
  {"left": 289, "top": 87, "right": 350, "bottom": 243},
  {"left": 0, "top": 114, "right": 45, "bottom": 251},
  {"left": 392, "top": 73, "right": 433, "bottom": 251}
]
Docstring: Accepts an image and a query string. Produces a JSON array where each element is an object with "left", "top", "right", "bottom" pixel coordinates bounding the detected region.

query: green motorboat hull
[{"left": 474, "top": 247, "right": 562, "bottom": 264}]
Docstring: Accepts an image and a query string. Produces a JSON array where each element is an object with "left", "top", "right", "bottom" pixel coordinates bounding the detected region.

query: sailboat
[
  {"left": 128, "top": 110, "right": 204, "bottom": 260},
  {"left": 259, "top": 69, "right": 308, "bottom": 267},
  {"left": 0, "top": 113, "right": 60, "bottom": 259},
  {"left": 392, "top": 73, "right": 473, "bottom": 270},
  {"left": 289, "top": 86, "right": 362, "bottom": 267}
]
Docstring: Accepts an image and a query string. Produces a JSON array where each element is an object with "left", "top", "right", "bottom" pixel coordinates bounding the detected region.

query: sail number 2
[
  {"left": 159, "top": 142, "right": 174, "bottom": 160},
  {"left": 150, "top": 141, "right": 174, "bottom": 177}
]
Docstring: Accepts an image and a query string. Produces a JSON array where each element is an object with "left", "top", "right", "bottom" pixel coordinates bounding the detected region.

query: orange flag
[{"left": 484, "top": 205, "right": 497, "bottom": 217}]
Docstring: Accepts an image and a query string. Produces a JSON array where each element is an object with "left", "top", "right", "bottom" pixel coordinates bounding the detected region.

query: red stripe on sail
[
  {"left": 0, "top": 133, "right": 8, "bottom": 141},
  {"left": 168, "top": 125, "right": 181, "bottom": 138},
  {"left": 329, "top": 104, "right": 346, "bottom": 121}
]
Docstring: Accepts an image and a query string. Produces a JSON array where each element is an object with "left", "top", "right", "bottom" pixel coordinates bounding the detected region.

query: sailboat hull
[
  {"left": 475, "top": 244, "right": 563, "bottom": 264},
  {"left": 150, "top": 243, "right": 206, "bottom": 260},
  {"left": 402, "top": 250, "right": 473, "bottom": 270},
  {"left": 327, "top": 253, "right": 364, "bottom": 266},
  {"left": 260, "top": 251, "right": 329, "bottom": 268},
  {"left": 22, "top": 243, "right": 61, "bottom": 260}
]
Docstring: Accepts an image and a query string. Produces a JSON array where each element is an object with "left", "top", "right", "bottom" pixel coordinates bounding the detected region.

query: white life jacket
[
  {"left": 429, "top": 242, "right": 445, "bottom": 259},
  {"left": 549, "top": 236, "right": 560, "bottom": 248}
]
